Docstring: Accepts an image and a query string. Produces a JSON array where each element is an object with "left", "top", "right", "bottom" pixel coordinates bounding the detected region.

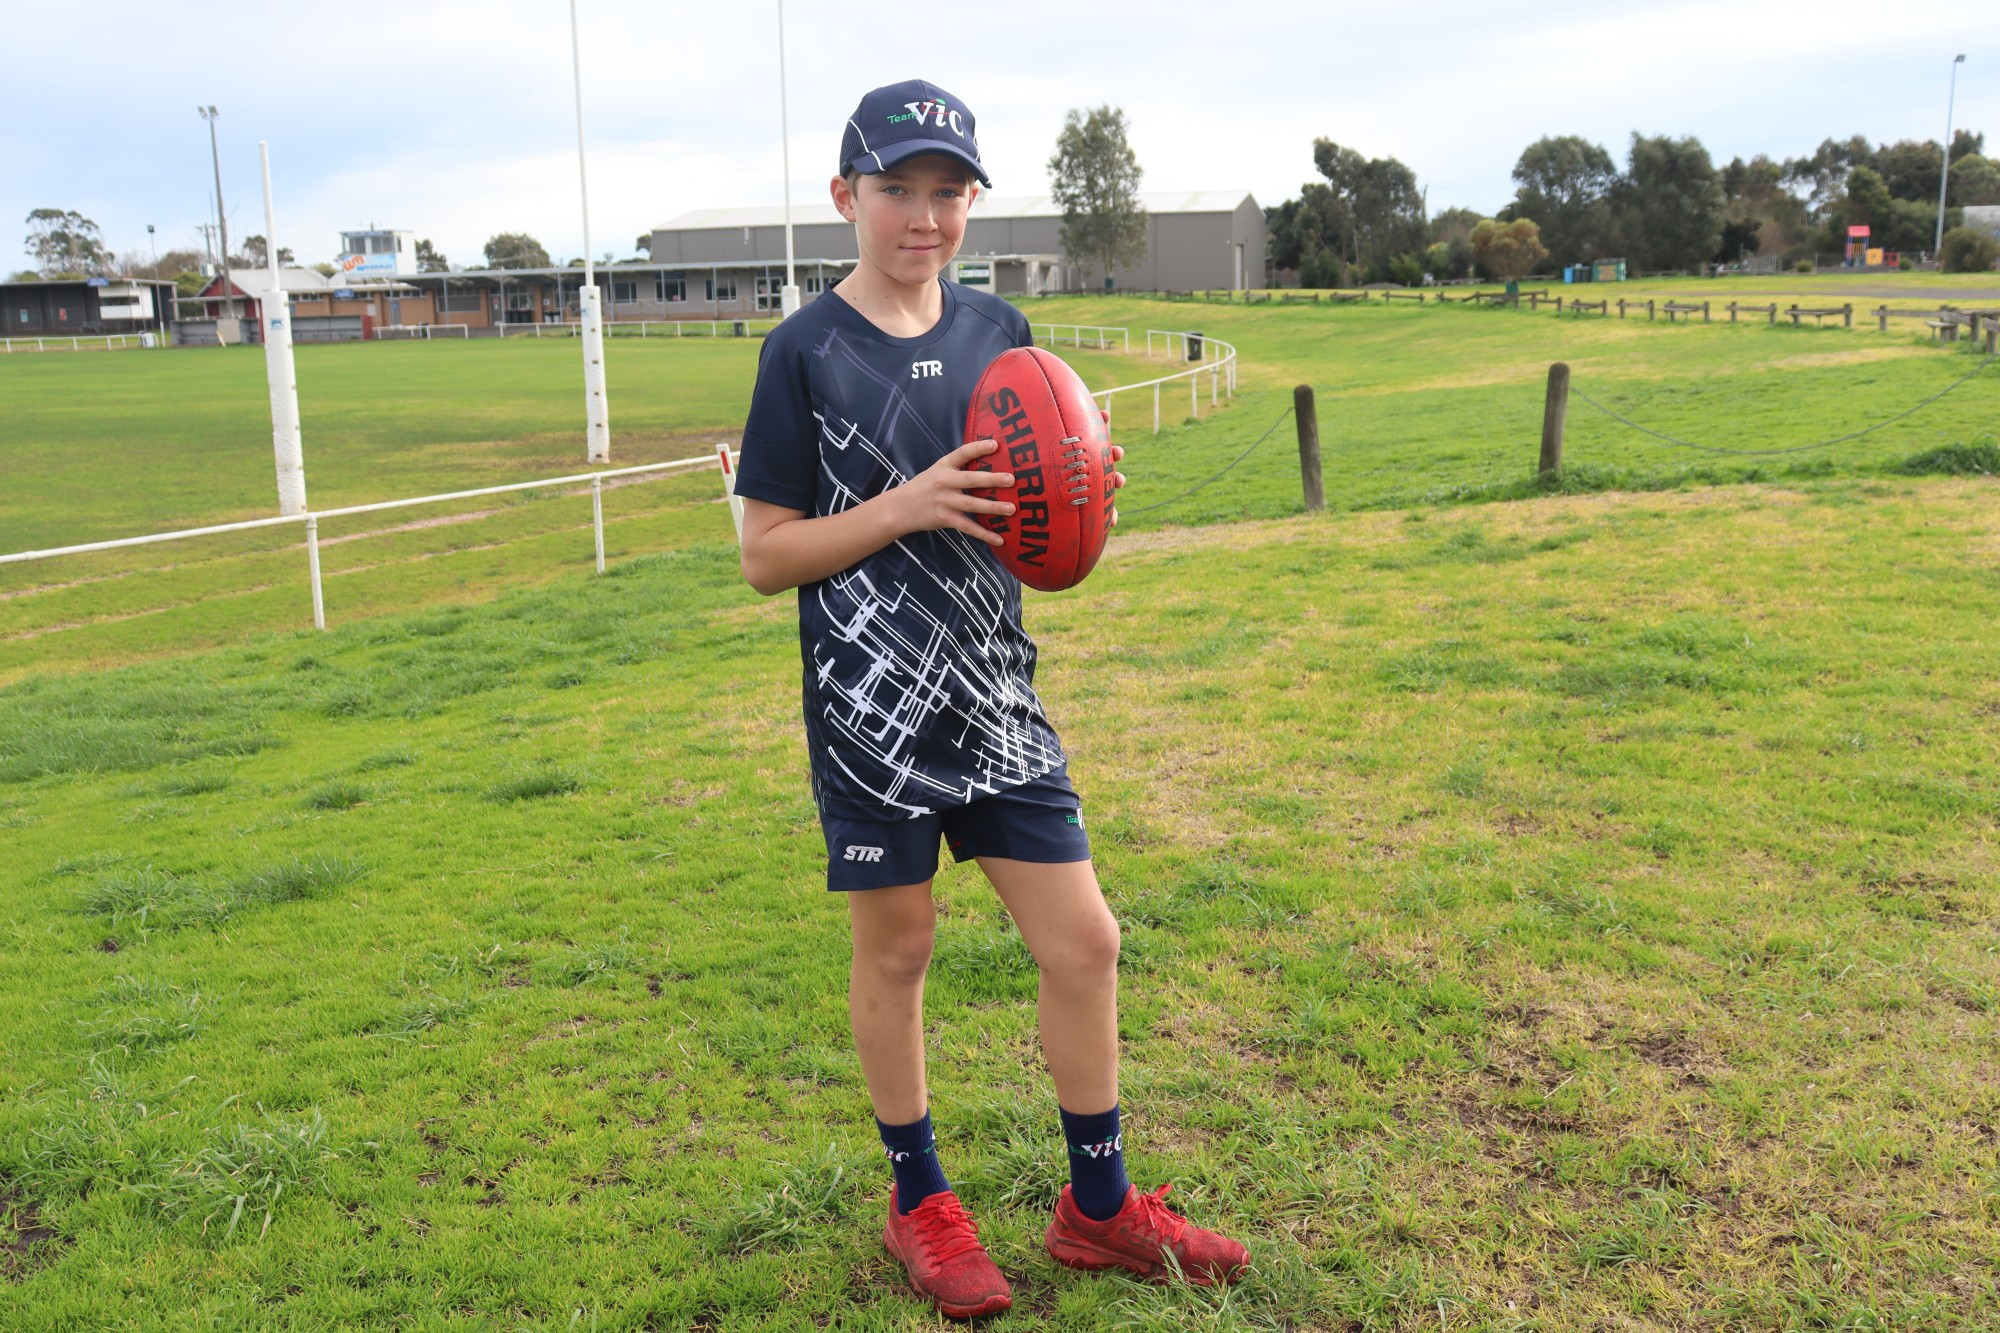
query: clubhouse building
[{"left": 251, "top": 192, "right": 1266, "bottom": 337}]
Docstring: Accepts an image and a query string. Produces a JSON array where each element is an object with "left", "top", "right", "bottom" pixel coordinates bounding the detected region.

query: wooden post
[
  {"left": 1843, "top": 304, "right": 1853, "bottom": 329},
  {"left": 1986, "top": 317, "right": 1998, "bottom": 355},
  {"left": 1618, "top": 299, "right": 1626, "bottom": 319},
  {"left": 1728, "top": 302, "right": 1738, "bottom": 324},
  {"left": 1703, "top": 301, "right": 1710, "bottom": 324},
  {"left": 1540, "top": 363, "right": 1569, "bottom": 477},
  {"left": 1294, "top": 385, "right": 1324, "bottom": 511},
  {"left": 1877, "top": 306, "right": 1889, "bottom": 333},
  {"left": 1767, "top": 304, "right": 1776, "bottom": 326},
  {"left": 1789, "top": 304, "right": 1800, "bottom": 327},
  {"left": 1647, "top": 300, "right": 1656, "bottom": 321}
]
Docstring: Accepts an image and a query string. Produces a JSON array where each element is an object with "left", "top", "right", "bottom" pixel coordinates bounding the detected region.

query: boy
[{"left": 732, "top": 79, "right": 1248, "bottom": 1319}]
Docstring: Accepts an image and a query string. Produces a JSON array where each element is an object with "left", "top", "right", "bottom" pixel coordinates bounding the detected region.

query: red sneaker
[
  {"left": 1045, "top": 1183, "right": 1248, "bottom": 1286},
  {"left": 882, "top": 1188, "right": 1013, "bottom": 1319}
]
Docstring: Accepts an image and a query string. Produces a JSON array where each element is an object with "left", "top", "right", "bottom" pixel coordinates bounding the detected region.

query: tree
[
  {"left": 1870, "top": 140, "right": 1944, "bottom": 202},
  {"left": 1618, "top": 134, "right": 1725, "bottom": 272},
  {"left": 237, "top": 234, "right": 295, "bottom": 268},
  {"left": 1507, "top": 136, "right": 1617, "bottom": 268},
  {"left": 24, "top": 208, "right": 111, "bottom": 276},
  {"left": 1267, "top": 184, "right": 1350, "bottom": 287},
  {"left": 1311, "top": 138, "right": 1427, "bottom": 283},
  {"left": 634, "top": 233, "right": 652, "bottom": 258},
  {"left": 1470, "top": 218, "right": 1548, "bottom": 282},
  {"left": 416, "top": 238, "right": 449, "bottom": 272},
  {"left": 483, "top": 232, "right": 551, "bottom": 269},
  {"left": 1047, "top": 106, "right": 1148, "bottom": 288},
  {"left": 1843, "top": 165, "right": 1894, "bottom": 228},
  {"left": 1951, "top": 129, "right": 1985, "bottom": 163},
  {"left": 1783, "top": 135, "right": 1873, "bottom": 216},
  {"left": 1951, "top": 155, "right": 2000, "bottom": 207},
  {"left": 1938, "top": 225, "right": 2000, "bottom": 274}
]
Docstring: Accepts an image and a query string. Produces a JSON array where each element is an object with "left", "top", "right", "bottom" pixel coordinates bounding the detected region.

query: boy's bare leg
[
  {"left": 846, "top": 880, "right": 939, "bottom": 1125},
  {"left": 977, "top": 857, "right": 1121, "bottom": 1114}
]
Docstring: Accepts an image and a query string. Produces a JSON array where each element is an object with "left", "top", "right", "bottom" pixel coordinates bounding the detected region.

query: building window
[
  {"left": 706, "top": 277, "right": 737, "bottom": 303},
  {"left": 611, "top": 281, "right": 637, "bottom": 304},
  {"left": 657, "top": 275, "right": 686, "bottom": 303},
  {"left": 755, "top": 276, "right": 787, "bottom": 311},
  {"left": 507, "top": 292, "right": 534, "bottom": 311},
  {"left": 804, "top": 275, "right": 826, "bottom": 294}
]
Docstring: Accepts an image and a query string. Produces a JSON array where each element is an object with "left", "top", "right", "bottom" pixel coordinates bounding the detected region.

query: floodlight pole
[
  {"left": 1935, "top": 54, "right": 1967, "bottom": 258},
  {"left": 258, "top": 141, "right": 308, "bottom": 519},
  {"left": 570, "top": 0, "right": 610, "bottom": 464},
  {"left": 200, "top": 105, "right": 236, "bottom": 341},
  {"left": 778, "top": 0, "right": 800, "bottom": 316}
]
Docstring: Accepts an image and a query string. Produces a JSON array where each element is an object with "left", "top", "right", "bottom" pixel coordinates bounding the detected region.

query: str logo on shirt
[
  {"left": 844, "top": 845, "right": 886, "bottom": 862},
  {"left": 911, "top": 360, "right": 944, "bottom": 379}
]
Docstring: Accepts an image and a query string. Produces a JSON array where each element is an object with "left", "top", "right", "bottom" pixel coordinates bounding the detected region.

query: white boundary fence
[
  {"left": 0, "top": 455, "right": 718, "bottom": 631},
  {"left": 497, "top": 319, "right": 783, "bottom": 339},
  {"left": 2, "top": 322, "right": 1236, "bottom": 637},
  {"left": 1082, "top": 329, "right": 1238, "bottom": 436},
  {"left": 3, "top": 333, "right": 159, "bottom": 353}
]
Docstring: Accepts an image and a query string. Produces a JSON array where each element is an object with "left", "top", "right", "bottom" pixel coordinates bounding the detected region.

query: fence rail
[
  {"left": 1, "top": 455, "right": 720, "bottom": 631},
  {"left": 3, "top": 321, "right": 1242, "bottom": 643},
  {"left": 2, "top": 332, "right": 159, "bottom": 353}
]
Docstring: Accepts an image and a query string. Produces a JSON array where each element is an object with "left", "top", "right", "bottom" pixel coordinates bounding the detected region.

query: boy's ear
[{"left": 830, "top": 174, "right": 858, "bottom": 222}]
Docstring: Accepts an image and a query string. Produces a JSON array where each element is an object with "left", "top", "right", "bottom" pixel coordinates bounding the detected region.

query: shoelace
[
  {"left": 1126, "top": 1184, "right": 1191, "bottom": 1249},
  {"left": 909, "top": 1195, "right": 987, "bottom": 1265}
]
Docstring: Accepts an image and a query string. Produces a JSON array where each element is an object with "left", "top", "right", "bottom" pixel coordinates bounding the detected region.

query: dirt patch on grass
[{"left": 1, "top": 1186, "right": 65, "bottom": 1282}]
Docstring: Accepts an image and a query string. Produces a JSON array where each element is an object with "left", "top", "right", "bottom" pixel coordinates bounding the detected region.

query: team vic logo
[
  {"left": 889, "top": 99, "right": 966, "bottom": 138},
  {"left": 1072, "top": 1134, "right": 1123, "bottom": 1159}
]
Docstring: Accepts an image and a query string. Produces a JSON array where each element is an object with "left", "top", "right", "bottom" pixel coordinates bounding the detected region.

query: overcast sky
[{"left": 4, "top": 1, "right": 1994, "bottom": 271}]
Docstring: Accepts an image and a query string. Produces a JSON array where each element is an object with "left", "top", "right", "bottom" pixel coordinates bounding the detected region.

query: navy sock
[
  {"left": 1060, "top": 1104, "right": 1131, "bottom": 1222},
  {"left": 877, "top": 1112, "right": 951, "bottom": 1214}
]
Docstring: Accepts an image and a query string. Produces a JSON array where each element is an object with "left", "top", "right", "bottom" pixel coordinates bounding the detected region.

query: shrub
[{"left": 1938, "top": 226, "right": 2000, "bottom": 274}]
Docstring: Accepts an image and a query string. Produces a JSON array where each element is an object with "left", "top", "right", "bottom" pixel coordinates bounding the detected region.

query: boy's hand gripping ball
[{"left": 963, "top": 347, "right": 1115, "bottom": 592}]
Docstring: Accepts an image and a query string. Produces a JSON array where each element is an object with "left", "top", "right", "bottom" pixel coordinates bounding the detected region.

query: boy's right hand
[{"left": 892, "top": 439, "right": 1016, "bottom": 546}]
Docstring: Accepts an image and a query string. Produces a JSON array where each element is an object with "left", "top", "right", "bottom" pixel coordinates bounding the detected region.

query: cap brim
[{"left": 852, "top": 139, "right": 990, "bottom": 188}]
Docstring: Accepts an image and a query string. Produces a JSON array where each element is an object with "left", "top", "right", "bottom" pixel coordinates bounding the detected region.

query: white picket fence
[{"left": 1, "top": 323, "right": 1236, "bottom": 637}]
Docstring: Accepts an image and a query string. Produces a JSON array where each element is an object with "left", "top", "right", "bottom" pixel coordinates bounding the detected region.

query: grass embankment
[
  {"left": 3, "top": 477, "right": 1997, "bottom": 1329},
  {"left": 3, "top": 284, "right": 1996, "bottom": 682}
]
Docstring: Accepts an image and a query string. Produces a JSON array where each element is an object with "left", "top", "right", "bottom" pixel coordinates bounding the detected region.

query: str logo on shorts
[
  {"left": 843, "top": 845, "right": 886, "bottom": 862},
  {"left": 911, "top": 360, "right": 943, "bottom": 379}
]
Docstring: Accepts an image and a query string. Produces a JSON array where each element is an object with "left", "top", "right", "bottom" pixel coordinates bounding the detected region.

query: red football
[{"left": 963, "top": 347, "right": 1115, "bottom": 592}]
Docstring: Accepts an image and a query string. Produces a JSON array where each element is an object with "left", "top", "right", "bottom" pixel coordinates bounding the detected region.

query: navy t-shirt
[{"left": 735, "top": 280, "right": 1067, "bottom": 821}]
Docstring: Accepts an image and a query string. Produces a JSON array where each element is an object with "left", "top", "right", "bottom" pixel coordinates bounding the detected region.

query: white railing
[
  {"left": 1035, "top": 323, "right": 1130, "bottom": 353},
  {"left": 496, "top": 319, "right": 782, "bottom": 339},
  {"left": 1032, "top": 326, "right": 1238, "bottom": 435},
  {"left": 375, "top": 323, "right": 470, "bottom": 340},
  {"left": 2, "top": 333, "right": 159, "bottom": 353},
  {"left": 4, "top": 323, "right": 1241, "bottom": 643},
  {"left": 1, "top": 453, "right": 721, "bottom": 632}
]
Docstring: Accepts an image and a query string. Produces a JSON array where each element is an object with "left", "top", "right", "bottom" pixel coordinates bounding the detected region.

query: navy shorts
[{"left": 822, "top": 766, "right": 1092, "bottom": 892}]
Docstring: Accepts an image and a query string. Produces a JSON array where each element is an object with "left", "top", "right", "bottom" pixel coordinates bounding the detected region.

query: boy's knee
[
  {"left": 1044, "top": 912, "right": 1120, "bottom": 979},
  {"left": 858, "top": 925, "right": 935, "bottom": 986}
]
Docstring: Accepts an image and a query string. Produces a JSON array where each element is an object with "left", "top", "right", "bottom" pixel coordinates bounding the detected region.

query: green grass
[
  {"left": 5, "top": 280, "right": 1997, "bottom": 680},
  {"left": 2, "top": 471, "right": 1998, "bottom": 1328}
]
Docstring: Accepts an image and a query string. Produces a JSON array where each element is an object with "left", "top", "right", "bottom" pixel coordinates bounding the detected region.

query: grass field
[
  {"left": 4, "top": 283, "right": 1997, "bottom": 680},
  {"left": 2, "top": 280, "right": 1998, "bottom": 1329}
]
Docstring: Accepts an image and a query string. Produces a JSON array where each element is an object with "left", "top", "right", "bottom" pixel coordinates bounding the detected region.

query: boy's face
[{"left": 831, "top": 155, "right": 978, "bottom": 290}]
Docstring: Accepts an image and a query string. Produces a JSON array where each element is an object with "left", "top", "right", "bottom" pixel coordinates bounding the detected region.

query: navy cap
[{"left": 839, "top": 79, "right": 990, "bottom": 188}]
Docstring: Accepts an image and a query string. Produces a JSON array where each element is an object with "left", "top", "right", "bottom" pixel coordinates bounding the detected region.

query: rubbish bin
[
  {"left": 1186, "top": 331, "right": 1204, "bottom": 362},
  {"left": 139, "top": 332, "right": 156, "bottom": 348},
  {"left": 731, "top": 320, "right": 747, "bottom": 337}
]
